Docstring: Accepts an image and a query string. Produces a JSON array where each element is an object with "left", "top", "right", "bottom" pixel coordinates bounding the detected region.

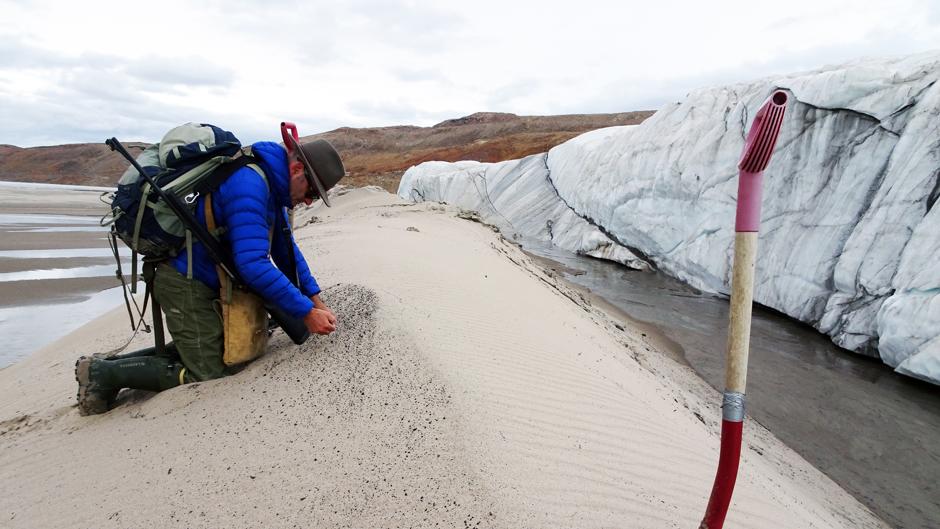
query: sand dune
[{"left": 0, "top": 188, "right": 886, "bottom": 528}]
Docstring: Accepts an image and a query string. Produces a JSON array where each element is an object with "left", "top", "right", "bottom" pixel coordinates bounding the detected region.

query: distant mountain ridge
[{"left": 0, "top": 111, "right": 653, "bottom": 192}]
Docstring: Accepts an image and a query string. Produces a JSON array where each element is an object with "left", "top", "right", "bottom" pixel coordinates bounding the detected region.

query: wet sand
[
  {"left": 0, "top": 181, "right": 112, "bottom": 215},
  {"left": 522, "top": 247, "right": 691, "bottom": 367},
  {"left": 0, "top": 182, "right": 130, "bottom": 364},
  {"left": 0, "top": 230, "right": 112, "bottom": 250},
  {"left": 0, "top": 277, "right": 123, "bottom": 307},
  {"left": 0, "top": 257, "right": 113, "bottom": 274}
]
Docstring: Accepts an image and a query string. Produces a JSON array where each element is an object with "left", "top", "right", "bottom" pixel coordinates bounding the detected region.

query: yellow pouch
[
  {"left": 205, "top": 193, "right": 270, "bottom": 366},
  {"left": 219, "top": 278, "right": 269, "bottom": 366}
]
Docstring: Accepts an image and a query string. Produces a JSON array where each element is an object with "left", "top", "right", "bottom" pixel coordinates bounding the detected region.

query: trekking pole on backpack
[{"left": 106, "top": 137, "right": 310, "bottom": 345}]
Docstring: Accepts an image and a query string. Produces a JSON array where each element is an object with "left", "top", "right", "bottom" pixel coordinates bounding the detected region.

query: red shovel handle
[
  {"left": 738, "top": 91, "right": 787, "bottom": 173},
  {"left": 735, "top": 90, "right": 788, "bottom": 232},
  {"left": 281, "top": 122, "right": 299, "bottom": 154}
]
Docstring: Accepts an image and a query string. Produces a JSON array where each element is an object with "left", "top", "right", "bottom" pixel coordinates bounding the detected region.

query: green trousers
[
  {"left": 151, "top": 263, "right": 227, "bottom": 382},
  {"left": 79, "top": 263, "right": 228, "bottom": 405}
]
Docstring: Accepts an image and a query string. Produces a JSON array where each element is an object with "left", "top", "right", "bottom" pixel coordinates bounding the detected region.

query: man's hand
[
  {"left": 311, "top": 294, "right": 336, "bottom": 320},
  {"left": 304, "top": 308, "right": 337, "bottom": 335}
]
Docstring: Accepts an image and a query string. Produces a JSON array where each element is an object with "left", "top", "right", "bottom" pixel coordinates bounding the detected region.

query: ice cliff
[{"left": 398, "top": 52, "right": 940, "bottom": 385}]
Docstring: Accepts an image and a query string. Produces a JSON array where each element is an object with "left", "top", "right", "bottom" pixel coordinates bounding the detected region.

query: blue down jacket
[{"left": 171, "top": 141, "right": 319, "bottom": 318}]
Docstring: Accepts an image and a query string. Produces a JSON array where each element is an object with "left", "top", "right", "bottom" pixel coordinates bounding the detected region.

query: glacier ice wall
[{"left": 399, "top": 52, "right": 940, "bottom": 385}]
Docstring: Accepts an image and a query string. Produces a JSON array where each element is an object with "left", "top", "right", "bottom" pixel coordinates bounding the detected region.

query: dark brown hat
[{"left": 286, "top": 136, "right": 345, "bottom": 207}]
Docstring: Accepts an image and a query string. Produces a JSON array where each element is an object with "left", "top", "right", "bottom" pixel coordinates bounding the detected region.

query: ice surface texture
[{"left": 400, "top": 52, "right": 940, "bottom": 385}]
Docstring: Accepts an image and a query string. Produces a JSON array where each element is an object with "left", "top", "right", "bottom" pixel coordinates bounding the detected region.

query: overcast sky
[{"left": 1, "top": 0, "right": 937, "bottom": 147}]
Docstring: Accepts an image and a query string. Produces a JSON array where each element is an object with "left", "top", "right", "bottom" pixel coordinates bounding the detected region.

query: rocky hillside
[
  {"left": 0, "top": 112, "right": 653, "bottom": 192},
  {"left": 0, "top": 143, "right": 149, "bottom": 187}
]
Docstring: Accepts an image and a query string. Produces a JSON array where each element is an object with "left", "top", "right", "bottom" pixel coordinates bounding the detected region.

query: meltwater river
[{"left": 521, "top": 239, "right": 939, "bottom": 529}]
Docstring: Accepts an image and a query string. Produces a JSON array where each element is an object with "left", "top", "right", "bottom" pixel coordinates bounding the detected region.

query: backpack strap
[
  {"left": 204, "top": 168, "right": 274, "bottom": 303},
  {"left": 280, "top": 209, "right": 300, "bottom": 287},
  {"left": 193, "top": 150, "right": 260, "bottom": 195},
  {"left": 204, "top": 193, "right": 233, "bottom": 303},
  {"left": 110, "top": 229, "right": 151, "bottom": 334},
  {"left": 145, "top": 261, "right": 167, "bottom": 356},
  {"left": 129, "top": 181, "right": 153, "bottom": 290},
  {"left": 185, "top": 230, "right": 193, "bottom": 279}
]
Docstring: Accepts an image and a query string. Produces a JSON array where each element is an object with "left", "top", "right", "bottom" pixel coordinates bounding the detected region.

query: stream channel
[{"left": 521, "top": 239, "right": 938, "bottom": 529}]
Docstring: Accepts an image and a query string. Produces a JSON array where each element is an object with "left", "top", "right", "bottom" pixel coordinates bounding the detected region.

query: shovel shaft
[
  {"left": 698, "top": 230, "right": 757, "bottom": 529},
  {"left": 725, "top": 231, "right": 759, "bottom": 393}
]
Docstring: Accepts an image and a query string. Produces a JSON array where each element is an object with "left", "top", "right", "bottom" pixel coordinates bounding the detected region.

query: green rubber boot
[
  {"left": 75, "top": 356, "right": 189, "bottom": 415},
  {"left": 75, "top": 356, "right": 118, "bottom": 416},
  {"left": 100, "top": 356, "right": 189, "bottom": 392},
  {"left": 93, "top": 342, "right": 180, "bottom": 362}
]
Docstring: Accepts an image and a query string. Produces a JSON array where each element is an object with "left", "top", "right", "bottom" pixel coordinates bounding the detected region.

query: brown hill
[
  {"left": 0, "top": 142, "right": 150, "bottom": 187},
  {"left": 0, "top": 111, "right": 653, "bottom": 193}
]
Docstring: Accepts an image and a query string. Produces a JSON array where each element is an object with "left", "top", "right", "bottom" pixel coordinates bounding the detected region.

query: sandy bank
[
  {"left": 0, "top": 180, "right": 110, "bottom": 216},
  {"left": 0, "top": 187, "right": 886, "bottom": 528}
]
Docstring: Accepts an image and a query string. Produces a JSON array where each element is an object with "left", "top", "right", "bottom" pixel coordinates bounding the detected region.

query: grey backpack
[{"left": 104, "top": 122, "right": 260, "bottom": 258}]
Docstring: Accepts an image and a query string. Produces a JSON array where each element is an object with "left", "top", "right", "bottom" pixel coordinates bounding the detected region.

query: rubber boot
[
  {"left": 97, "top": 356, "right": 188, "bottom": 392},
  {"left": 75, "top": 356, "right": 118, "bottom": 416},
  {"left": 94, "top": 342, "right": 179, "bottom": 362},
  {"left": 75, "top": 356, "right": 188, "bottom": 415}
]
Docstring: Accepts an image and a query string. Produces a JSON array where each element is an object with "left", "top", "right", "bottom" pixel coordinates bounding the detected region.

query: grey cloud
[
  {"left": 0, "top": 67, "right": 338, "bottom": 147},
  {"left": 0, "top": 90, "right": 252, "bottom": 147},
  {"left": 123, "top": 55, "right": 236, "bottom": 88},
  {"left": 0, "top": 95, "right": 171, "bottom": 146},
  {"left": 346, "top": 98, "right": 421, "bottom": 123},
  {"left": 213, "top": 3, "right": 341, "bottom": 64},
  {"left": 484, "top": 79, "right": 542, "bottom": 110},
  {"left": 0, "top": 35, "right": 73, "bottom": 69},
  {"left": 0, "top": 36, "right": 244, "bottom": 146},
  {"left": 223, "top": 1, "right": 463, "bottom": 65},
  {"left": 0, "top": 36, "right": 122, "bottom": 71},
  {"left": 0, "top": 36, "right": 236, "bottom": 90},
  {"left": 392, "top": 66, "right": 448, "bottom": 83},
  {"left": 507, "top": 32, "right": 940, "bottom": 119},
  {"left": 346, "top": 0, "right": 462, "bottom": 37},
  {"left": 1, "top": 70, "right": 209, "bottom": 146},
  {"left": 345, "top": 98, "right": 451, "bottom": 126},
  {"left": 926, "top": 2, "right": 940, "bottom": 24},
  {"left": 311, "top": 0, "right": 464, "bottom": 54}
]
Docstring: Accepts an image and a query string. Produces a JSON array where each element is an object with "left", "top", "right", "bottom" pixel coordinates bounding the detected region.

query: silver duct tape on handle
[{"left": 721, "top": 391, "right": 746, "bottom": 422}]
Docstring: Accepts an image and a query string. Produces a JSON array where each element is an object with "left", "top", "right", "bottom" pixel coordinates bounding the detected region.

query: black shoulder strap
[
  {"left": 279, "top": 209, "right": 301, "bottom": 287},
  {"left": 194, "top": 154, "right": 260, "bottom": 195}
]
